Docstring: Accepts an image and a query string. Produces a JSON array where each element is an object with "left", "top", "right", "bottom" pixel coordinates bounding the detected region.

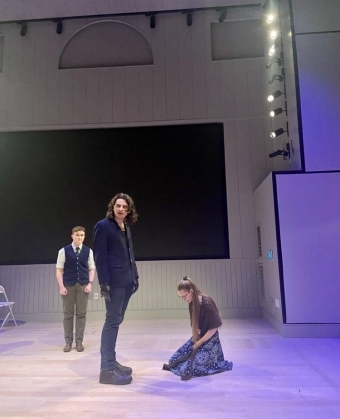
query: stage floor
[{"left": 1, "top": 318, "right": 340, "bottom": 419}]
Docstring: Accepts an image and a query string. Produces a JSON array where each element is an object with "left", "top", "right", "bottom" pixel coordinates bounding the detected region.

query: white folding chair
[{"left": 0, "top": 285, "right": 17, "bottom": 330}]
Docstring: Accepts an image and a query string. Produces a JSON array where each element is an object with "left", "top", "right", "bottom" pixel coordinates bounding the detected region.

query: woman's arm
[{"left": 193, "top": 328, "right": 218, "bottom": 350}]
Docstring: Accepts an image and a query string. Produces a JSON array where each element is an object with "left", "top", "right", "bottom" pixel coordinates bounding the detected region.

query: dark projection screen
[{"left": 0, "top": 124, "right": 229, "bottom": 265}]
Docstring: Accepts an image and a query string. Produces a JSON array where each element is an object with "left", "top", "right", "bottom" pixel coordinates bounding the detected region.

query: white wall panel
[
  {"left": 59, "top": 71, "right": 73, "bottom": 124},
  {"left": 139, "top": 66, "right": 153, "bottom": 122},
  {"left": 151, "top": 15, "right": 167, "bottom": 121},
  {"left": 99, "top": 68, "right": 113, "bottom": 123},
  {"left": 205, "top": 11, "right": 221, "bottom": 118},
  {"left": 126, "top": 66, "right": 140, "bottom": 122},
  {"left": 86, "top": 68, "right": 100, "bottom": 124},
  {"left": 296, "top": 32, "right": 340, "bottom": 172},
  {"left": 0, "top": 27, "right": 10, "bottom": 127},
  {"left": 7, "top": 26, "right": 22, "bottom": 127},
  {"left": 46, "top": 25, "right": 61, "bottom": 125},
  {"left": 33, "top": 22, "right": 49, "bottom": 126},
  {"left": 247, "top": 58, "right": 264, "bottom": 117},
  {"left": 165, "top": 14, "right": 180, "bottom": 121},
  {"left": 254, "top": 174, "right": 282, "bottom": 324},
  {"left": 233, "top": 60, "right": 249, "bottom": 117},
  {"left": 111, "top": 67, "right": 126, "bottom": 122},
  {"left": 191, "top": 11, "right": 208, "bottom": 119},
  {"left": 235, "top": 118, "right": 257, "bottom": 259},
  {"left": 249, "top": 118, "right": 267, "bottom": 191},
  {"left": 20, "top": 24, "right": 35, "bottom": 126},
  {"left": 178, "top": 18, "right": 194, "bottom": 120},
  {"left": 0, "top": 259, "right": 260, "bottom": 321},
  {"left": 72, "top": 70, "right": 87, "bottom": 124},
  {"left": 276, "top": 172, "right": 340, "bottom": 323},
  {"left": 220, "top": 60, "right": 235, "bottom": 118},
  {"left": 292, "top": 0, "right": 340, "bottom": 34},
  {"left": 223, "top": 119, "right": 242, "bottom": 259}
]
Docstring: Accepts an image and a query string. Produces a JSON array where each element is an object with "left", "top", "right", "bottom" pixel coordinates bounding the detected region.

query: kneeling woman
[{"left": 163, "top": 276, "right": 233, "bottom": 381}]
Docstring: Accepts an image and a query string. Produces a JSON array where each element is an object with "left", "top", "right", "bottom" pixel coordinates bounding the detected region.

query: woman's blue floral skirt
[{"left": 167, "top": 331, "right": 233, "bottom": 381}]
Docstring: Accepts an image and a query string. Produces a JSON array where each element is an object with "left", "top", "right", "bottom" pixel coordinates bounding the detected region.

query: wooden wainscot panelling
[{"left": 0, "top": 260, "right": 260, "bottom": 322}]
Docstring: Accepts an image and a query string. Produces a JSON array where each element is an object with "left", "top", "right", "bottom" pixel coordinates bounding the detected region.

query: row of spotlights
[{"left": 263, "top": 2, "right": 290, "bottom": 160}]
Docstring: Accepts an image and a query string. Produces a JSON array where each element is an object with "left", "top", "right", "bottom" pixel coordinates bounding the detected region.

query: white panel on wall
[
  {"left": 46, "top": 23, "right": 61, "bottom": 125},
  {"left": 191, "top": 11, "right": 208, "bottom": 119},
  {"left": 249, "top": 118, "right": 267, "bottom": 191},
  {"left": 151, "top": 14, "right": 167, "bottom": 121},
  {"left": 205, "top": 11, "right": 221, "bottom": 119},
  {"left": 165, "top": 14, "right": 180, "bottom": 121},
  {"left": 59, "top": 71, "right": 73, "bottom": 124},
  {"left": 276, "top": 172, "right": 340, "bottom": 323},
  {"left": 86, "top": 68, "right": 100, "bottom": 123},
  {"left": 0, "top": 259, "right": 260, "bottom": 321},
  {"left": 223, "top": 119, "right": 242, "bottom": 259},
  {"left": 99, "top": 68, "right": 113, "bottom": 123},
  {"left": 73, "top": 70, "right": 87, "bottom": 124},
  {"left": 7, "top": 25, "right": 23, "bottom": 128},
  {"left": 33, "top": 22, "right": 49, "bottom": 126},
  {"left": 178, "top": 16, "right": 194, "bottom": 120},
  {"left": 0, "top": 29, "right": 9, "bottom": 126},
  {"left": 292, "top": 0, "right": 340, "bottom": 34},
  {"left": 112, "top": 66, "right": 126, "bottom": 122},
  {"left": 235, "top": 118, "right": 257, "bottom": 259},
  {"left": 219, "top": 60, "right": 235, "bottom": 118},
  {"left": 139, "top": 66, "right": 153, "bottom": 122},
  {"left": 296, "top": 32, "right": 340, "bottom": 172},
  {"left": 20, "top": 24, "right": 36, "bottom": 127},
  {"left": 234, "top": 60, "right": 249, "bottom": 117},
  {"left": 126, "top": 67, "right": 139, "bottom": 122},
  {"left": 247, "top": 58, "right": 264, "bottom": 116},
  {"left": 254, "top": 174, "right": 282, "bottom": 324}
]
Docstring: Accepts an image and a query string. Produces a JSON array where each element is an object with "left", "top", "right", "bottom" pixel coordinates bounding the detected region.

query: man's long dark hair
[{"left": 106, "top": 193, "right": 138, "bottom": 226}]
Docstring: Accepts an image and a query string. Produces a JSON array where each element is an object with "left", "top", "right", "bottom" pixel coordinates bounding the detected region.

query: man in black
[{"left": 94, "top": 193, "right": 139, "bottom": 385}]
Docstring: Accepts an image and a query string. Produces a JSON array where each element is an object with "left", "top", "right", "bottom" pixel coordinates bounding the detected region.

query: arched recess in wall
[{"left": 59, "top": 20, "right": 153, "bottom": 69}]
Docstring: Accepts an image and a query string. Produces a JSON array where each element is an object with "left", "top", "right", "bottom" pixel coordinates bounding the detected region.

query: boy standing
[{"left": 56, "top": 226, "right": 96, "bottom": 352}]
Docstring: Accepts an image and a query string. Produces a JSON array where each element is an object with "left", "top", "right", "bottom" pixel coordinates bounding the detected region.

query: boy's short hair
[{"left": 71, "top": 226, "right": 85, "bottom": 234}]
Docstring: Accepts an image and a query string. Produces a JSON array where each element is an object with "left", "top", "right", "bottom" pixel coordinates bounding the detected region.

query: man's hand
[
  {"left": 100, "top": 283, "right": 111, "bottom": 301},
  {"left": 59, "top": 286, "right": 67, "bottom": 296},
  {"left": 133, "top": 279, "right": 139, "bottom": 294}
]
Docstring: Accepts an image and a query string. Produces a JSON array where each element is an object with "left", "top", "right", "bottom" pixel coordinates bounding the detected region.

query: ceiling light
[
  {"left": 267, "top": 14, "right": 275, "bottom": 24},
  {"left": 269, "top": 107, "right": 284, "bottom": 117},
  {"left": 270, "top": 30, "right": 278, "bottom": 40},
  {"left": 267, "top": 90, "right": 284, "bottom": 102}
]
